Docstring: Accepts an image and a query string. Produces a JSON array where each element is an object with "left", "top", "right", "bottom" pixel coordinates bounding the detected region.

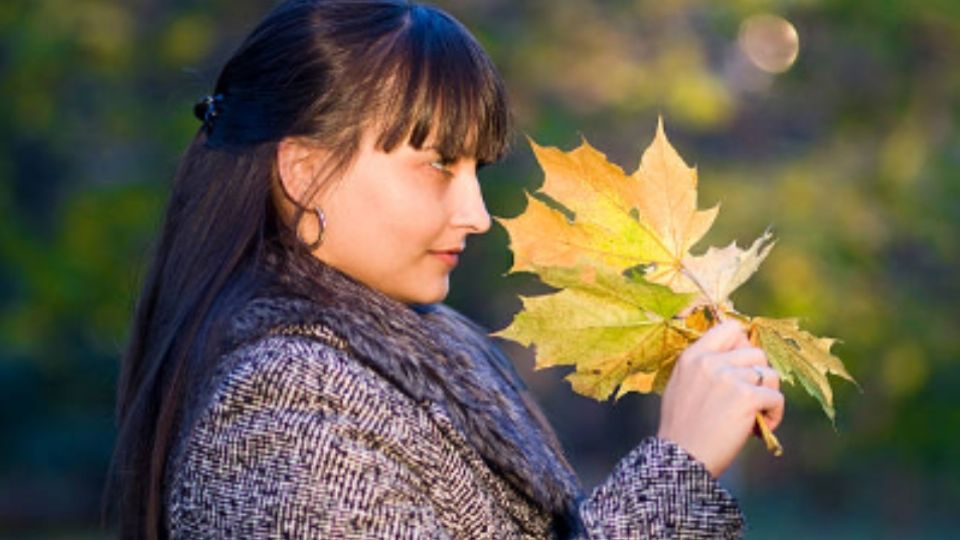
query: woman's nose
[{"left": 451, "top": 167, "right": 491, "bottom": 234}]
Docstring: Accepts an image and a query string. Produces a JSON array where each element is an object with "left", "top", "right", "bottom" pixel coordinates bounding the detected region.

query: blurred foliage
[{"left": 1, "top": 0, "right": 957, "bottom": 537}]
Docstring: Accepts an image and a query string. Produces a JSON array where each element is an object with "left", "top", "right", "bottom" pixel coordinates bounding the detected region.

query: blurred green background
[{"left": 1, "top": 0, "right": 957, "bottom": 538}]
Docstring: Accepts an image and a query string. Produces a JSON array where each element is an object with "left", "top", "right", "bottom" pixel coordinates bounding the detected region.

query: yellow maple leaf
[
  {"left": 628, "top": 119, "right": 719, "bottom": 288},
  {"left": 501, "top": 142, "right": 664, "bottom": 273},
  {"left": 494, "top": 119, "right": 857, "bottom": 453}
]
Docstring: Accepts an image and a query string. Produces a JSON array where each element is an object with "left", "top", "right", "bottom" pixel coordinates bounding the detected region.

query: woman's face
[{"left": 281, "top": 128, "right": 491, "bottom": 305}]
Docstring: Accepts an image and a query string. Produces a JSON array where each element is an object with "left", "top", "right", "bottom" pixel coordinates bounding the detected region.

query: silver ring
[{"left": 753, "top": 366, "right": 764, "bottom": 386}]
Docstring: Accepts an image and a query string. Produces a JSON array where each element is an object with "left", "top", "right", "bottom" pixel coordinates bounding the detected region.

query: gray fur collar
[{"left": 223, "top": 247, "right": 585, "bottom": 536}]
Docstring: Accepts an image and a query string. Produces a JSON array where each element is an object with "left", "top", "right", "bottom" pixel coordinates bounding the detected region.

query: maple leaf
[
  {"left": 494, "top": 118, "right": 857, "bottom": 454},
  {"left": 626, "top": 119, "right": 719, "bottom": 289},
  {"left": 494, "top": 264, "right": 694, "bottom": 400},
  {"left": 501, "top": 142, "right": 664, "bottom": 273},
  {"left": 670, "top": 231, "right": 777, "bottom": 311},
  {"left": 496, "top": 119, "right": 788, "bottom": 393},
  {"left": 750, "top": 317, "right": 858, "bottom": 422}
]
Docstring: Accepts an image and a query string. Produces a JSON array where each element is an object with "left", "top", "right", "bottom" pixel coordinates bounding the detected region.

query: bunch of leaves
[{"left": 494, "top": 119, "right": 857, "bottom": 455}]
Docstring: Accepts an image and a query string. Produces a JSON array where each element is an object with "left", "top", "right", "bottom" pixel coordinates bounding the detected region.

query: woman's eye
[{"left": 429, "top": 159, "right": 454, "bottom": 175}]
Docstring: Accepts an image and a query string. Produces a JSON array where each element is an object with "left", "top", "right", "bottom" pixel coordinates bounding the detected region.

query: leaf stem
[{"left": 756, "top": 412, "right": 783, "bottom": 456}]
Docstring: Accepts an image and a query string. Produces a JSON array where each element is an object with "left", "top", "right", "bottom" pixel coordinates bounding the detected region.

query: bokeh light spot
[{"left": 738, "top": 14, "right": 800, "bottom": 74}]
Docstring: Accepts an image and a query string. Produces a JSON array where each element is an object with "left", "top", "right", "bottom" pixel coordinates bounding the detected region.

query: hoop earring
[{"left": 297, "top": 206, "right": 326, "bottom": 250}]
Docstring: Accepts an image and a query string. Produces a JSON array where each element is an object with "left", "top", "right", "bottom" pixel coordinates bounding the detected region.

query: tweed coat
[{"left": 164, "top": 250, "right": 745, "bottom": 539}]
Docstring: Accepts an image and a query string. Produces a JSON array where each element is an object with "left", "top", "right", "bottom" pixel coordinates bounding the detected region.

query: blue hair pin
[{"left": 193, "top": 93, "right": 224, "bottom": 133}]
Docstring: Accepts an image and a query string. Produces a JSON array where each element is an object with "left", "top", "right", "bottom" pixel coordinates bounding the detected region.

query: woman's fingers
[
  {"left": 711, "top": 346, "right": 769, "bottom": 368},
  {"left": 731, "top": 365, "right": 780, "bottom": 390},
  {"left": 683, "top": 320, "right": 747, "bottom": 358},
  {"left": 683, "top": 325, "right": 781, "bottom": 393},
  {"left": 757, "top": 366, "right": 781, "bottom": 390},
  {"left": 753, "top": 385, "right": 786, "bottom": 431},
  {"left": 733, "top": 328, "right": 753, "bottom": 350},
  {"left": 690, "top": 339, "right": 781, "bottom": 390}
]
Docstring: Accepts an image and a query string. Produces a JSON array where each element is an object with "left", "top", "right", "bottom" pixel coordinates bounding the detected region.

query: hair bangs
[{"left": 373, "top": 6, "right": 511, "bottom": 165}]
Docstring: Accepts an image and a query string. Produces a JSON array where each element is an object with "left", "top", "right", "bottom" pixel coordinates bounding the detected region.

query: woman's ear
[{"left": 276, "top": 137, "right": 328, "bottom": 207}]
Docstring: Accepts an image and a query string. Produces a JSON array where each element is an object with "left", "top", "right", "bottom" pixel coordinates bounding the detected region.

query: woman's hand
[{"left": 657, "top": 320, "right": 785, "bottom": 478}]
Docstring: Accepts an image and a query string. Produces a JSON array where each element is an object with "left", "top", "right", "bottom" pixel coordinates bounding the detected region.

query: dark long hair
[{"left": 104, "top": 1, "right": 510, "bottom": 537}]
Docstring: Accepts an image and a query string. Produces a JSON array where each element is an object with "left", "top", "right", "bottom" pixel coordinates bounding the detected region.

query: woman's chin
[{"left": 405, "top": 276, "right": 450, "bottom": 306}]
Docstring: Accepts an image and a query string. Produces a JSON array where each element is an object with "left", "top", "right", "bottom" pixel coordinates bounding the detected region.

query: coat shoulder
[
  {"left": 165, "top": 333, "right": 551, "bottom": 538},
  {"left": 165, "top": 334, "right": 445, "bottom": 537}
]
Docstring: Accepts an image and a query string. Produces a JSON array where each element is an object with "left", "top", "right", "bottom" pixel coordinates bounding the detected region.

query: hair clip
[{"left": 193, "top": 93, "right": 224, "bottom": 133}]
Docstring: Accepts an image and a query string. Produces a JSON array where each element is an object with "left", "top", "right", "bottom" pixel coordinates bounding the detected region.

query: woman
[{"left": 106, "top": 0, "right": 785, "bottom": 538}]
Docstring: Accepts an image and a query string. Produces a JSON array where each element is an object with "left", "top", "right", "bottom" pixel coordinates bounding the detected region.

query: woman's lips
[{"left": 430, "top": 250, "right": 461, "bottom": 267}]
